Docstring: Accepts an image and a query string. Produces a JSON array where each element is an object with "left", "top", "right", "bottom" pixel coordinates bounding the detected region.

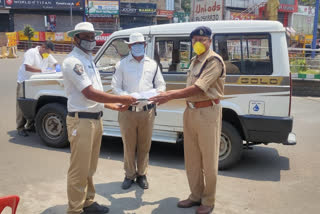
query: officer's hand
[
  {"left": 121, "top": 95, "right": 137, "bottom": 105},
  {"left": 149, "top": 92, "right": 171, "bottom": 105},
  {"left": 105, "top": 103, "right": 129, "bottom": 112}
]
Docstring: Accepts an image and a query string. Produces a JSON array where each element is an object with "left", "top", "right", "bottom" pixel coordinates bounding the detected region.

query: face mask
[
  {"left": 79, "top": 39, "right": 96, "bottom": 51},
  {"left": 193, "top": 42, "right": 206, "bottom": 55},
  {"left": 42, "top": 53, "right": 49, "bottom": 59},
  {"left": 131, "top": 44, "right": 145, "bottom": 57}
]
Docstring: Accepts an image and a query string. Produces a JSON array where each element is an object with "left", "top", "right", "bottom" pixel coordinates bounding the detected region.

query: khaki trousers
[
  {"left": 16, "top": 83, "right": 26, "bottom": 131},
  {"left": 118, "top": 109, "right": 155, "bottom": 180},
  {"left": 66, "top": 114, "right": 103, "bottom": 214},
  {"left": 183, "top": 104, "right": 222, "bottom": 207}
]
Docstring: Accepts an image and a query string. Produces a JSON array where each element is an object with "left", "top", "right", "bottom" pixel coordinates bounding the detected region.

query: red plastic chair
[{"left": 0, "top": 195, "right": 20, "bottom": 214}]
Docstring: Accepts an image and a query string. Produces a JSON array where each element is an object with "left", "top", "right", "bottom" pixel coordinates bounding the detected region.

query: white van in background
[{"left": 20, "top": 21, "right": 296, "bottom": 169}]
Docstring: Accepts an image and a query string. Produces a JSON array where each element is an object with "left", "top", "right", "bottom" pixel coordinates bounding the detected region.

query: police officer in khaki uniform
[
  {"left": 62, "top": 22, "right": 136, "bottom": 214},
  {"left": 150, "top": 26, "right": 225, "bottom": 214}
]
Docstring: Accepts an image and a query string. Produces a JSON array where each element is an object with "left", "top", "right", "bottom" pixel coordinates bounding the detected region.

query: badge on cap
[
  {"left": 200, "top": 29, "right": 204, "bottom": 35},
  {"left": 73, "top": 64, "right": 84, "bottom": 75}
]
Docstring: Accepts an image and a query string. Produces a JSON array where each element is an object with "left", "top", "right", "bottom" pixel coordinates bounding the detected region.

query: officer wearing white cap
[
  {"left": 111, "top": 32, "right": 166, "bottom": 190},
  {"left": 63, "top": 22, "right": 136, "bottom": 214},
  {"left": 150, "top": 26, "right": 225, "bottom": 214}
]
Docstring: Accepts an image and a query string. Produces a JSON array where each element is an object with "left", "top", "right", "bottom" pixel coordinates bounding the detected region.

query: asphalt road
[{"left": 0, "top": 52, "right": 320, "bottom": 214}]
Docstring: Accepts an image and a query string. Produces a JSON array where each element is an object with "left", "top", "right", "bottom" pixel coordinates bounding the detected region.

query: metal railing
[
  {"left": 17, "top": 41, "right": 101, "bottom": 54},
  {"left": 288, "top": 48, "right": 320, "bottom": 75}
]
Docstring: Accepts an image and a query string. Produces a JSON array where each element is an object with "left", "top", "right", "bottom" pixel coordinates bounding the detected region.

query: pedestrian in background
[
  {"left": 16, "top": 41, "right": 58, "bottom": 137},
  {"left": 150, "top": 26, "right": 225, "bottom": 214}
]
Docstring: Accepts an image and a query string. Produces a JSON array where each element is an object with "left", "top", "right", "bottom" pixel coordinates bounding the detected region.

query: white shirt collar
[
  {"left": 128, "top": 53, "right": 150, "bottom": 63},
  {"left": 73, "top": 46, "right": 93, "bottom": 61}
]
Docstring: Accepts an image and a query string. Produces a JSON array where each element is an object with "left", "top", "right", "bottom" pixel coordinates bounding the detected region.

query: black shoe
[
  {"left": 83, "top": 202, "right": 109, "bottom": 214},
  {"left": 136, "top": 175, "right": 149, "bottom": 189},
  {"left": 122, "top": 177, "right": 134, "bottom": 190},
  {"left": 25, "top": 124, "right": 36, "bottom": 133},
  {"left": 18, "top": 129, "right": 29, "bottom": 137}
]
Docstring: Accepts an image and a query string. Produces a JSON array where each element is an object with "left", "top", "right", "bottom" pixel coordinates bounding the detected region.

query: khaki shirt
[{"left": 186, "top": 49, "right": 226, "bottom": 102}]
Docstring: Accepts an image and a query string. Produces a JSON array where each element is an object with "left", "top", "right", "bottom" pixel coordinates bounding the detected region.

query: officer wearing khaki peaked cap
[
  {"left": 62, "top": 22, "right": 136, "bottom": 214},
  {"left": 150, "top": 26, "right": 225, "bottom": 214}
]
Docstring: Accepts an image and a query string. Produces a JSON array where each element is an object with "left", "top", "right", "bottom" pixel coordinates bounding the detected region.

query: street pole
[
  {"left": 83, "top": 0, "right": 86, "bottom": 21},
  {"left": 311, "top": 0, "right": 319, "bottom": 58},
  {"left": 70, "top": 3, "right": 73, "bottom": 27}
]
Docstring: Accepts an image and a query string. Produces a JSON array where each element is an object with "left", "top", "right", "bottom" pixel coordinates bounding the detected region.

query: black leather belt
[
  {"left": 68, "top": 111, "right": 103, "bottom": 120},
  {"left": 128, "top": 104, "right": 155, "bottom": 112}
]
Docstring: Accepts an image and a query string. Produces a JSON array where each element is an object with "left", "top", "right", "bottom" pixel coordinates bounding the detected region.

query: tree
[
  {"left": 299, "top": 0, "right": 316, "bottom": 5},
  {"left": 23, "top": 25, "right": 34, "bottom": 49},
  {"left": 181, "top": 0, "right": 191, "bottom": 13}
]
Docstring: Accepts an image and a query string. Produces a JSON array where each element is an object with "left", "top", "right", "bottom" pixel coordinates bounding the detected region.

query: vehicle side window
[
  {"left": 96, "top": 38, "right": 129, "bottom": 72},
  {"left": 213, "top": 34, "right": 273, "bottom": 75},
  {"left": 155, "top": 37, "right": 192, "bottom": 73}
]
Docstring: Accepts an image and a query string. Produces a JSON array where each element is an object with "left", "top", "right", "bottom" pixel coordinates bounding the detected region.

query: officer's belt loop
[{"left": 186, "top": 99, "right": 220, "bottom": 109}]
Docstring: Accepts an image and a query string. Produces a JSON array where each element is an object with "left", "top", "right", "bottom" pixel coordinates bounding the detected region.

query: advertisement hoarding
[
  {"left": 87, "top": 0, "right": 119, "bottom": 18},
  {"left": 120, "top": 2, "right": 156, "bottom": 16},
  {"left": 4, "top": 0, "right": 83, "bottom": 11},
  {"left": 278, "top": 0, "right": 298, "bottom": 13},
  {"left": 230, "top": 12, "right": 258, "bottom": 20},
  {"left": 190, "top": 0, "right": 223, "bottom": 21}
]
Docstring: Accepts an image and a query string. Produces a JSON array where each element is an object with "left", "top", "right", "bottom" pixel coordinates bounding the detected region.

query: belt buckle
[
  {"left": 136, "top": 106, "right": 143, "bottom": 112},
  {"left": 187, "top": 102, "right": 195, "bottom": 109}
]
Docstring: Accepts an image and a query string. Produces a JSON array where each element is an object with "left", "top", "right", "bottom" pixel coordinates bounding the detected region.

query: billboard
[
  {"left": 4, "top": 0, "right": 83, "bottom": 11},
  {"left": 279, "top": 0, "right": 298, "bottom": 13},
  {"left": 190, "top": 0, "right": 223, "bottom": 21},
  {"left": 87, "top": 0, "right": 119, "bottom": 18},
  {"left": 230, "top": 12, "right": 258, "bottom": 20},
  {"left": 120, "top": 3, "right": 156, "bottom": 16}
]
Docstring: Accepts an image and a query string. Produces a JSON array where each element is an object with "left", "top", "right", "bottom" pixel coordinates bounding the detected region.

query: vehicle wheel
[
  {"left": 219, "top": 121, "right": 243, "bottom": 170},
  {"left": 35, "top": 103, "right": 69, "bottom": 148}
]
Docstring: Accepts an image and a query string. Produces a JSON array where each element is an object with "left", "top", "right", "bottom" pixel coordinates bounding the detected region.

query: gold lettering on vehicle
[{"left": 237, "top": 77, "right": 283, "bottom": 85}]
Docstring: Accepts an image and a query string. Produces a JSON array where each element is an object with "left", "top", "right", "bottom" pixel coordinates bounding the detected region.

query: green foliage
[
  {"left": 23, "top": 25, "right": 34, "bottom": 41},
  {"left": 290, "top": 58, "right": 307, "bottom": 73},
  {"left": 298, "top": 0, "right": 316, "bottom": 5},
  {"left": 181, "top": 0, "right": 191, "bottom": 13},
  {"left": 23, "top": 25, "right": 34, "bottom": 49}
]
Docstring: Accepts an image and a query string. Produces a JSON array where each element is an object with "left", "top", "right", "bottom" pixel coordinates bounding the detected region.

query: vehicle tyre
[
  {"left": 219, "top": 121, "right": 243, "bottom": 170},
  {"left": 35, "top": 103, "right": 69, "bottom": 148}
]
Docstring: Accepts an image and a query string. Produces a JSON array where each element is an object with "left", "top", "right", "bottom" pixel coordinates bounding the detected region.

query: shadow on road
[
  {"left": 40, "top": 205, "right": 68, "bottom": 214},
  {"left": 95, "top": 182, "right": 181, "bottom": 214},
  {"left": 39, "top": 182, "right": 181, "bottom": 214},
  {"left": 219, "top": 146, "right": 290, "bottom": 182},
  {"left": 8, "top": 130, "right": 289, "bottom": 182}
]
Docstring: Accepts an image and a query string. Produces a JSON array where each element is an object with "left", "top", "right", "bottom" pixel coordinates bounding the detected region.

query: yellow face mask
[
  {"left": 193, "top": 42, "right": 207, "bottom": 55},
  {"left": 42, "top": 53, "right": 49, "bottom": 59}
]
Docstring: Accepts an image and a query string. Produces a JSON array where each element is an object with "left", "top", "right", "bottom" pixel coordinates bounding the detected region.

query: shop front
[
  {"left": 0, "top": 0, "right": 11, "bottom": 32},
  {"left": 156, "top": 9, "right": 174, "bottom": 25},
  {"left": 120, "top": 2, "right": 156, "bottom": 30},
  {"left": 85, "top": 0, "right": 119, "bottom": 33},
  {"left": 259, "top": 0, "right": 298, "bottom": 27},
  {"left": 4, "top": 0, "right": 84, "bottom": 32}
]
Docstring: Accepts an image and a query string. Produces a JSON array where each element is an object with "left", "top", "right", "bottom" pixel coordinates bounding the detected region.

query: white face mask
[{"left": 79, "top": 39, "right": 96, "bottom": 51}]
